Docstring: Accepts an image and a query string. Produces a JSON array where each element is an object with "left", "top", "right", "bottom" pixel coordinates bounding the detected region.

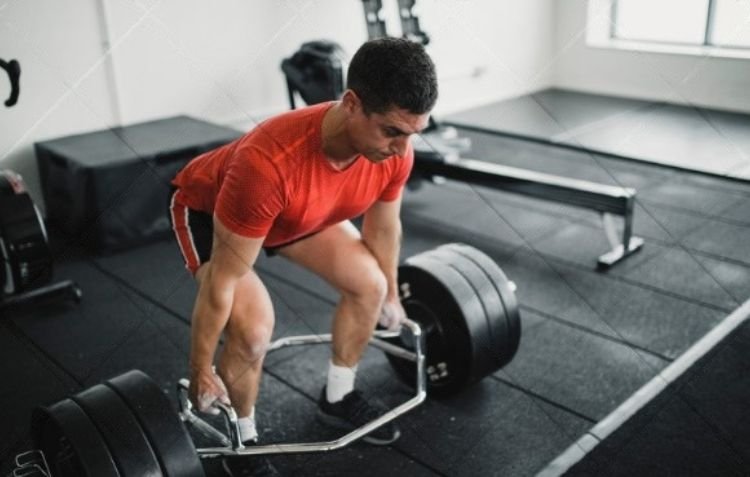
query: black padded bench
[{"left": 35, "top": 116, "right": 241, "bottom": 252}]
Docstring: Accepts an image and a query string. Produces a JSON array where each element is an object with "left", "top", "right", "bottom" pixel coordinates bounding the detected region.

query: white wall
[
  {"left": 415, "top": 0, "right": 556, "bottom": 115},
  {"left": 0, "top": 0, "right": 118, "bottom": 208},
  {"left": 0, "top": 0, "right": 555, "bottom": 209},
  {"left": 553, "top": 0, "right": 750, "bottom": 113}
]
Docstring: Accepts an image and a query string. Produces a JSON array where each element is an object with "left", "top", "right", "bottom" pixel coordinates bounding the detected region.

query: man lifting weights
[{"left": 168, "top": 37, "right": 437, "bottom": 476}]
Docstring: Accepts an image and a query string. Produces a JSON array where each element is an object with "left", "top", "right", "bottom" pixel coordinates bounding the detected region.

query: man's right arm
[{"left": 189, "top": 215, "right": 265, "bottom": 382}]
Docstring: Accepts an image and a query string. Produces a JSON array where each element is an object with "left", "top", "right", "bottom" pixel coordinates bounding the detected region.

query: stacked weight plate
[
  {"left": 388, "top": 243, "right": 521, "bottom": 395},
  {"left": 32, "top": 370, "right": 204, "bottom": 477}
]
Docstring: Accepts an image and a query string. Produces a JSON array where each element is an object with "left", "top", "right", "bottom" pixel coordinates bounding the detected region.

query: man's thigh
[{"left": 277, "top": 221, "right": 382, "bottom": 295}]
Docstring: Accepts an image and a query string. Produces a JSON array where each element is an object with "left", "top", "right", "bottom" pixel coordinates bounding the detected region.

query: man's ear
[{"left": 341, "top": 89, "right": 360, "bottom": 114}]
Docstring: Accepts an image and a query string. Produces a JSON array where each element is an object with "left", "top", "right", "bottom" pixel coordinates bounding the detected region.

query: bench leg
[{"left": 597, "top": 207, "right": 644, "bottom": 269}]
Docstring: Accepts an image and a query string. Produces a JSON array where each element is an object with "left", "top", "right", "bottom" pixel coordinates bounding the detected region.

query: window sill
[{"left": 587, "top": 38, "right": 750, "bottom": 61}]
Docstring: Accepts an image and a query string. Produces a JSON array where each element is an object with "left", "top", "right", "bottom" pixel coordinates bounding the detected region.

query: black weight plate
[
  {"left": 442, "top": 243, "right": 521, "bottom": 366},
  {"left": 392, "top": 251, "right": 487, "bottom": 394},
  {"left": 408, "top": 252, "right": 497, "bottom": 381},
  {"left": 72, "top": 384, "right": 162, "bottom": 477},
  {"left": 394, "top": 260, "right": 471, "bottom": 394},
  {"left": 429, "top": 247, "right": 506, "bottom": 372},
  {"left": 31, "top": 398, "right": 120, "bottom": 477},
  {"left": 107, "top": 370, "right": 205, "bottom": 477}
]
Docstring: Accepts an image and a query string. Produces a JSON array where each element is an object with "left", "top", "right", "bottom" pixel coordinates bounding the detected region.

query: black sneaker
[
  {"left": 317, "top": 387, "right": 401, "bottom": 445},
  {"left": 221, "top": 442, "right": 279, "bottom": 477}
]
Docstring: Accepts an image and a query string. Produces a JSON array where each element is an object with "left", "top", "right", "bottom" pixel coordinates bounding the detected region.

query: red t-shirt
[{"left": 171, "top": 102, "right": 413, "bottom": 247}]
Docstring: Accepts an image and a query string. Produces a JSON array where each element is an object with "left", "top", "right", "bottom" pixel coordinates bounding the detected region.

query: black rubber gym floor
[
  {"left": 446, "top": 88, "right": 750, "bottom": 180},
  {"left": 2, "top": 123, "right": 750, "bottom": 475},
  {"left": 562, "top": 308, "right": 750, "bottom": 477}
]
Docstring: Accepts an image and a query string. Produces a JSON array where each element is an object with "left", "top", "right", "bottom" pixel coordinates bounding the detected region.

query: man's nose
[{"left": 390, "top": 136, "right": 409, "bottom": 156}]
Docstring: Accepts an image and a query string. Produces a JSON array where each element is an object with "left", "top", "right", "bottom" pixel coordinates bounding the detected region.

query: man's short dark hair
[{"left": 346, "top": 37, "right": 438, "bottom": 115}]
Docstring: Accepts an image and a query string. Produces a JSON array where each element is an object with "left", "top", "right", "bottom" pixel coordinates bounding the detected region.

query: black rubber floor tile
[
  {"left": 568, "top": 322, "right": 750, "bottom": 477},
  {"left": 402, "top": 180, "right": 480, "bottom": 219},
  {"left": 93, "top": 238, "right": 187, "bottom": 298},
  {"left": 547, "top": 199, "right": 710, "bottom": 245},
  {"left": 464, "top": 131, "right": 624, "bottom": 187},
  {"left": 629, "top": 202, "right": 709, "bottom": 243},
  {"left": 394, "top": 377, "right": 592, "bottom": 477},
  {"left": 571, "top": 104, "right": 745, "bottom": 176},
  {"left": 501, "top": 318, "right": 667, "bottom": 421},
  {"left": 621, "top": 245, "right": 741, "bottom": 310},
  {"left": 557, "top": 269, "right": 725, "bottom": 359},
  {"left": 678, "top": 322, "right": 750, "bottom": 464},
  {"left": 526, "top": 222, "right": 661, "bottom": 273},
  {"left": 682, "top": 220, "right": 750, "bottom": 266},
  {"left": 446, "top": 94, "right": 567, "bottom": 141},
  {"left": 9, "top": 260, "right": 188, "bottom": 383},
  {"left": 0, "top": 324, "right": 80, "bottom": 476},
  {"left": 567, "top": 395, "right": 747, "bottom": 477},
  {"left": 92, "top": 238, "right": 198, "bottom": 318},
  {"left": 405, "top": 181, "right": 547, "bottom": 248},
  {"left": 694, "top": 255, "right": 750, "bottom": 304},
  {"left": 602, "top": 158, "right": 679, "bottom": 191},
  {"left": 447, "top": 203, "right": 539, "bottom": 248},
  {"left": 402, "top": 211, "right": 533, "bottom": 262},
  {"left": 458, "top": 190, "right": 577, "bottom": 245},
  {"left": 638, "top": 178, "right": 744, "bottom": 216},
  {"left": 717, "top": 195, "right": 750, "bottom": 224},
  {"left": 437, "top": 388, "right": 592, "bottom": 476},
  {"left": 82, "top": 317, "right": 191, "bottom": 390},
  {"left": 461, "top": 127, "right": 684, "bottom": 199},
  {"left": 677, "top": 170, "right": 750, "bottom": 196},
  {"left": 477, "top": 185, "right": 599, "bottom": 225},
  {"left": 266, "top": 337, "right": 592, "bottom": 477},
  {"left": 495, "top": 250, "right": 635, "bottom": 337},
  {"left": 533, "top": 89, "right": 654, "bottom": 132},
  {"left": 213, "top": 371, "right": 439, "bottom": 477},
  {"left": 156, "top": 274, "right": 198, "bottom": 320}
]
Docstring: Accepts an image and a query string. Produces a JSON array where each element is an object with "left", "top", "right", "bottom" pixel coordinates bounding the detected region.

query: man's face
[{"left": 347, "top": 97, "right": 430, "bottom": 163}]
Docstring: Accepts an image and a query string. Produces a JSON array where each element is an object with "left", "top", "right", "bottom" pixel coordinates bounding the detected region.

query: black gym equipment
[
  {"left": 0, "top": 170, "right": 81, "bottom": 312},
  {"left": 31, "top": 398, "right": 120, "bottom": 477},
  {"left": 72, "top": 384, "right": 163, "bottom": 476},
  {"left": 108, "top": 370, "right": 206, "bottom": 477},
  {"left": 362, "top": 0, "right": 429, "bottom": 45},
  {"left": 34, "top": 116, "right": 241, "bottom": 253},
  {"left": 281, "top": 41, "right": 346, "bottom": 109},
  {"left": 27, "top": 243, "right": 520, "bottom": 474},
  {"left": 385, "top": 244, "right": 520, "bottom": 394},
  {"left": 0, "top": 57, "right": 21, "bottom": 107}
]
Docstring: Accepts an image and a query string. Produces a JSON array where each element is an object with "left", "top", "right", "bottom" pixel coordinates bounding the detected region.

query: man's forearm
[
  {"left": 189, "top": 267, "right": 235, "bottom": 372},
  {"left": 362, "top": 219, "right": 402, "bottom": 299}
]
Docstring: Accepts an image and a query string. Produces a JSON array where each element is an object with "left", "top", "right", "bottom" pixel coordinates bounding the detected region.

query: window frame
[{"left": 587, "top": 0, "right": 750, "bottom": 60}]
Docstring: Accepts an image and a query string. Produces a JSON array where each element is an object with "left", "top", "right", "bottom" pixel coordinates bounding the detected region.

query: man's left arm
[{"left": 362, "top": 194, "right": 405, "bottom": 328}]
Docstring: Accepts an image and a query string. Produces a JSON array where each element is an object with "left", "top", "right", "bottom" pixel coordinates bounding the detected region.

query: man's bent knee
[
  {"left": 224, "top": 324, "right": 272, "bottom": 366},
  {"left": 343, "top": 264, "right": 388, "bottom": 311}
]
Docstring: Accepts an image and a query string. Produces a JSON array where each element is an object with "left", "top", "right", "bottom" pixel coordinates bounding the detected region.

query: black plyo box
[{"left": 35, "top": 116, "right": 241, "bottom": 252}]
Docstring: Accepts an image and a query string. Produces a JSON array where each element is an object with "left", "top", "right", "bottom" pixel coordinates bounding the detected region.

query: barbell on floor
[{"left": 29, "top": 243, "right": 521, "bottom": 476}]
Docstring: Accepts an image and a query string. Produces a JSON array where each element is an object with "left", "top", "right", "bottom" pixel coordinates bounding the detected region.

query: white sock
[
  {"left": 238, "top": 407, "right": 257, "bottom": 443},
  {"left": 326, "top": 360, "right": 357, "bottom": 403}
]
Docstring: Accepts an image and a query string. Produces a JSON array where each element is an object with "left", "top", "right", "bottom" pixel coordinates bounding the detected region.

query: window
[
  {"left": 587, "top": 0, "right": 750, "bottom": 57},
  {"left": 711, "top": 0, "right": 750, "bottom": 47},
  {"left": 614, "top": 0, "right": 709, "bottom": 45}
]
